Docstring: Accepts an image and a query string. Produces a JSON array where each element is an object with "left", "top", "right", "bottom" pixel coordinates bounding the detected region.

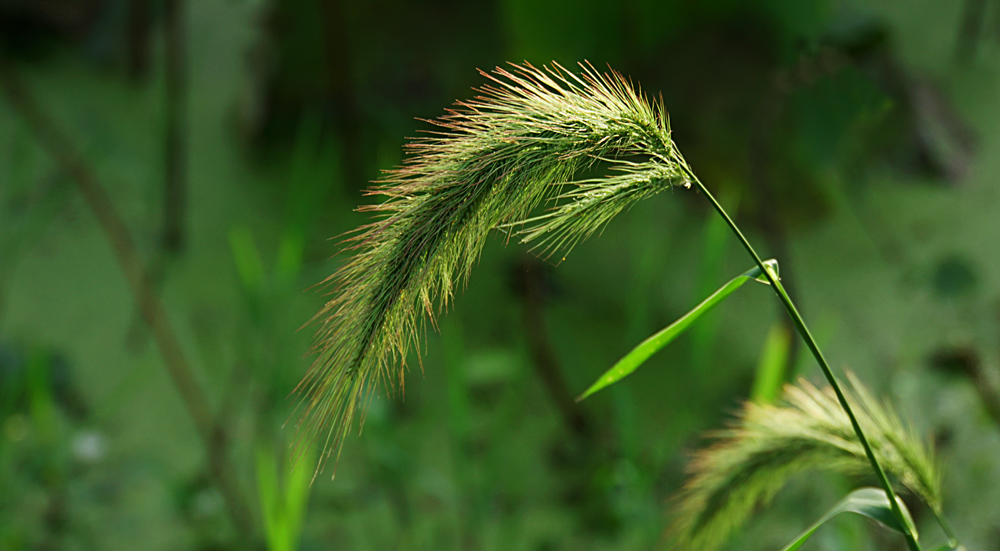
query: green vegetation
[
  {"left": 302, "top": 64, "right": 960, "bottom": 550},
  {"left": 2, "top": 1, "right": 998, "bottom": 550}
]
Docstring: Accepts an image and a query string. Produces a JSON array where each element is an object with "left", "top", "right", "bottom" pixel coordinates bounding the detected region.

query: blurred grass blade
[
  {"left": 275, "top": 230, "right": 305, "bottom": 288},
  {"left": 781, "top": 487, "right": 918, "bottom": 551},
  {"left": 576, "top": 259, "right": 778, "bottom": 401},
  {"left": 283, "top": 451, "right": 313, "bottom": 548},
  {"left": 256, "top": 444, "right": 313, "bottom": 551},
  {"left": 691, "top": 187, "right": 740, "bottom": 375},
  {"left": 750, "top": 323, "right": 792, "bottom": 404},
  {"left": 255, "top": 445, "right": 283, "bottom": 551},
  {"left": 229, "top": 225, "right": 266, "bottom": 294}
]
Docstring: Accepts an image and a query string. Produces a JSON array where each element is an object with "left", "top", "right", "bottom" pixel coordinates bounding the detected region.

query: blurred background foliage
[{"left": 1, "top": 0, "right": 999, "bottom": 549}]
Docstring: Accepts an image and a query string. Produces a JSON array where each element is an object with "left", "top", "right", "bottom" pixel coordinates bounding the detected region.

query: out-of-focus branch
[
  {"left": 0, "top": 59, "right": 256, "bottom": 545},
  {"left": 513, "top": 255, "right": 592, "bottom": 440},
  {"left": 956, "top": 0, "right": 988, "bottom": 64}
]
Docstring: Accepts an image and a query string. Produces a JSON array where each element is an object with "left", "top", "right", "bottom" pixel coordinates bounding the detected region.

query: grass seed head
[
  {"left": 294, "top": 62, "right": 693, "bottom": 476},
  {"left": 667, "top": 374, "right": 941, "bottom": 551}
]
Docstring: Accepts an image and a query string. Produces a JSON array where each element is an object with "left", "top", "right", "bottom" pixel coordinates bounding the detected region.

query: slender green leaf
[
  {"left": 780, "top": 487, "right": 918, "bottom": 551},
  {"left": 691, "top": 188, "right": 739, "bottom": 375},
  {"left": 256, "top": 444, "right": 313, "bottom": 551},
  {"left": 255, "top": 445, "right": 284, "bottom": 551},
  {"left": 283, "top": 454, "right": 312, "bottom": 548},
  {"left": 229, "top": 225, "right": 265, "bottom": 294},
  {"left": 750, "top": 323, "right": 792, "bottom": 404},
  {"left": 275, "top": 230, "right": 305, "bottom": 287},
  {"left": 576, "top": 260, "right": 777, "bottom": 401}
]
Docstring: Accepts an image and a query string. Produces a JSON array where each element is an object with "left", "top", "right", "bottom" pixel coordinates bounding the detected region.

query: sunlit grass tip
[{"left": 293, "top": 61, "right": 694, "bottom": 475}]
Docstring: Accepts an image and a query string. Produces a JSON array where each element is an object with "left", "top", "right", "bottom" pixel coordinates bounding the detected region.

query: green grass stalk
[{"left": 679, "top": 165, "right": 922, "bottom": 551}]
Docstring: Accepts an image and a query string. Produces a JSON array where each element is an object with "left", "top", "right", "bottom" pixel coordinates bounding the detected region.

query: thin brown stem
[
  {"left": 514, "top": 255, "right": 592, "bottom": 439},
  {"left": 0, "top": 59, "right": 257, "bottom": 546}
]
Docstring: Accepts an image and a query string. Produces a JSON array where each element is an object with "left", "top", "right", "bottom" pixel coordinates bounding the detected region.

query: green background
[{"left": 1, "top": 0, "right": 999, "bottom": 549}]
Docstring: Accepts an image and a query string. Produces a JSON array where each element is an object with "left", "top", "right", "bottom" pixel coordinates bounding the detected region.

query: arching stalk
[{"left": 678, "top": 163, "right": 922, "bottom": 551}]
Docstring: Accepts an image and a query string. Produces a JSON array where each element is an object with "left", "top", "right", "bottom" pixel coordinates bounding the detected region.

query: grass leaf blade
[
  {"left": 750, "top": 323, "right": 792, "bottom": 404},
  {"left": 576, "top": 261, "right": 774, "bottom": 401},
  {"left": 780, "top": 487, "right": 919, "bottom": 551}
]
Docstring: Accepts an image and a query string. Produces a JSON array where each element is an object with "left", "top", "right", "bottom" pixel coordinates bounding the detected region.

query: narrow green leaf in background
[
  {"left": 256, "top": 444, "right": 313, "bottom": 551},
  {"left": 690, "top": 187, "right": 739, "bottom": 377},
  {"left": 229, "top": 225, "right": 266, "bottom": 295},
  {"left": 750, "top": 323, "right": 792, "bottom": 404},
  {"left": 576, "top": 260, "right": 778, "bottom": 401}
]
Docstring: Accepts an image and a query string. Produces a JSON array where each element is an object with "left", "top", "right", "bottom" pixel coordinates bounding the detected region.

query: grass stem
[
  {"left": 679, "top": 163, "right": 923, "bottom": 551},
  {"left": 933, "top": 509, "right": 961, "bottom": 548}
]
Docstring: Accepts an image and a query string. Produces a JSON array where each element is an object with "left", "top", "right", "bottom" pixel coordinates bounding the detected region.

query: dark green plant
[{"left": 296, "top": 62, "right": 964, "bottom": 550}]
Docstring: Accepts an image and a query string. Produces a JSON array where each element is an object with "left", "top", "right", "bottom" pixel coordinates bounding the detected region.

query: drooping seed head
[{"left": 294, "top": 62, "right": 693, "bottom": 477}]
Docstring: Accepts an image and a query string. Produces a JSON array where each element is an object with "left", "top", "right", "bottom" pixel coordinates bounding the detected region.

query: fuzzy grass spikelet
[
  {"left": 296, "top": 62, "right": 692, "bottom": 472},
  {"left": 668, "top": 374, "right": 941, "bottom": 551}
]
